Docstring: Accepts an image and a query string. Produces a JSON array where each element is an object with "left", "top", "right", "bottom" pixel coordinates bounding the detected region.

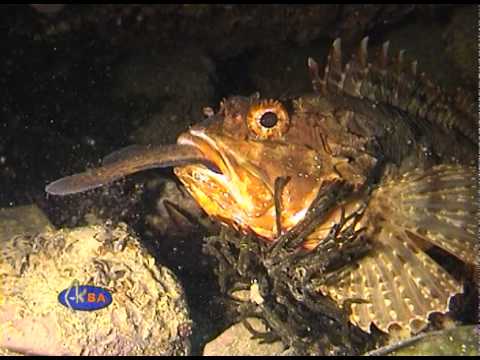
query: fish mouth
[
  {"left": 175, "top": 129, "right": 325, "bottom": 240},
  {"left": 175, "top": 129, "right": 275, "bottom": 219},
  {"left": 176, "top": 130, "right": 228, "bottom": 177}
]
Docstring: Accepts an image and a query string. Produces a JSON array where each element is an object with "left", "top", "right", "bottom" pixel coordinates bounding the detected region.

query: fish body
[{"left": 46, "top": 38, "right": 477, "bottom": 336}]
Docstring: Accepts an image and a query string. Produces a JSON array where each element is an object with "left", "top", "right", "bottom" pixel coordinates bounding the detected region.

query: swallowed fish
[{"left": 46, "top": 38, "right": 477, "bottom": 336}]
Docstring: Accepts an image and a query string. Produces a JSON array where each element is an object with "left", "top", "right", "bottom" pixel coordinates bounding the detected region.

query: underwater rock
[
  {"left": 0, "top": 347, "right": 22, "bottom": 355},
  {"left": 0, "top": 205, "right": 54, "bottom": 242},
  {"left": 141, "top": 176, "right": 219, "bottom": 279},
  {"left": 443, "top": 5, "right": 477, "bottom": 91},
  {"left": 247, "top": 44, "right": 321, "bottom": 100},
  {"left": 376, "top": 6, "right": 471, "bottom": 92},
  {"left": 365, "top": 325, "right": 479, "bottom": 356},
  {"left": 144, "top": 177, "right": 217, "bottom": 239},
  {"left": 29, "top": 4, "right": 65, "bottom": 17},
  {"left": 12, "top": 5, "right": 338, "bottom": 56},
  {"left": 332, "top": 5, "right": 417, "bottom": 44},
  {"left": 111, "top": 47, "right": 215, "bottom": 104},
  {"left": 249, "top": 27, "right": 464, "bottom": 104},
  {"left": 240, "top": 6, "right": 475, "bottom": 122},
  {"left": 203, "top": 318, "right": 284, "bottom": 356},
  {"left": 111, "top": 46, "right": 216, "bottom": 146},
  {"left": 9, "top": 5, "right": 426, "bottom": 58},
  {"left": 0, "top": 223, "right": 191, "bottom": 355}
]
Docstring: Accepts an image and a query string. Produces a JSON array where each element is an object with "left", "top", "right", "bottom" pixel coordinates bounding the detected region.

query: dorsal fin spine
[{"left": 307, "top": 37, "right": 477, "bottom": 143}]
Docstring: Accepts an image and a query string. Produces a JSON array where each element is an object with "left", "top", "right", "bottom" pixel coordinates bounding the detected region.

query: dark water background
[{"left": 0, "top": 4, "right": 477, "bottom": 354}]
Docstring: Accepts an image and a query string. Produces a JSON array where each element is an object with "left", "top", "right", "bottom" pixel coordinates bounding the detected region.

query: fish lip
[
  {"left": 177, "top": 128, "right": 275, "bottom": 214},
  {"left": 177, "top": 128, "right": 268, "bottom": 187},
  {"left": 177, "top": 130, "right": 224, "bottom": 174},
  {"left": 178, "top": 128, "right": 241, "bottom": 178}
]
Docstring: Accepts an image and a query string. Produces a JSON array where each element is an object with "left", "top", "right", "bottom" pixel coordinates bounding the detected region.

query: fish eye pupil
[{"left": 259, "top": 111, "right": 278, "bottom": 128}]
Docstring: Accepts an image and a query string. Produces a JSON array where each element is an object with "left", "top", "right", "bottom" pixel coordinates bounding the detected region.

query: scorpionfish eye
[{"left": 246, "top": 99, "right": 290, "bottom": 140}]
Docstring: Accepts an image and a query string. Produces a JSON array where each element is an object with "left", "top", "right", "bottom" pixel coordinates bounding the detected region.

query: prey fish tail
[{"left": 45, "top": 144, "right": 217, "bottom": 196}]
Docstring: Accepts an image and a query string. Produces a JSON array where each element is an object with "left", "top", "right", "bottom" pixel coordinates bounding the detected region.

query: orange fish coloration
[{"left": 46, "top": 38, "right": 477, "bottom": 336}]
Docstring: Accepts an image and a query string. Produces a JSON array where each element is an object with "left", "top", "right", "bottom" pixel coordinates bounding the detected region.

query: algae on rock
[{"left": 0, "top": 223, "right": 192, "bottom": 355}]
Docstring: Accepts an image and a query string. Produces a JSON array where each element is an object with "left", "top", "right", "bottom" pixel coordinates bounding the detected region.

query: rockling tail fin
[{"left": 45, "top": 144, "right": 213, "bottom": 196}]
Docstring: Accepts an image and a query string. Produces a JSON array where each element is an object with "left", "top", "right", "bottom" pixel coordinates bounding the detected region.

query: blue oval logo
[{"left": 58, "top": 283, "right": 112, "bottom": 311}]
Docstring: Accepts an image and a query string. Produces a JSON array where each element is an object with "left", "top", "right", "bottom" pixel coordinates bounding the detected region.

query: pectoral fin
[
  {"left": 318, "top": 164, "right": 476, "bottom": 335},
  {"left": 369, "top": 164, "right": 476, "bottom": 265}
]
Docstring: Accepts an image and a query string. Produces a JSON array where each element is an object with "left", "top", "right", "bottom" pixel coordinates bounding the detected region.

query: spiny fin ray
[
  {"left": 369, "top": 164, "right": 477, "bottom": 264},
  {"left": 317, "top": 164, "right": 474, "bottom": 334},
  {"left": 307, "top": 38, "right": 477, "bottom": 144},
  {"left": 319, "top": 226, "right": 462, "bottom": 334}
]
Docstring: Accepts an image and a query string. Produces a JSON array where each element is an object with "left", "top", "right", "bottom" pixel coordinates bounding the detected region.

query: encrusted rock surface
[
  {"left": 203, "top": 318, "right": 284, "bottom": 356},
  {"left": 0, "top": 222, "right": 192, "bottom": 355}
]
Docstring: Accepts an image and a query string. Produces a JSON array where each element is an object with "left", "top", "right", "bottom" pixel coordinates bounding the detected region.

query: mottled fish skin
[
  {"left": 174, "top": 38, "right": 477, "bottom": 335},
  {"left": 45, "top": 38, "right": 477, "bottom": 337}
]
